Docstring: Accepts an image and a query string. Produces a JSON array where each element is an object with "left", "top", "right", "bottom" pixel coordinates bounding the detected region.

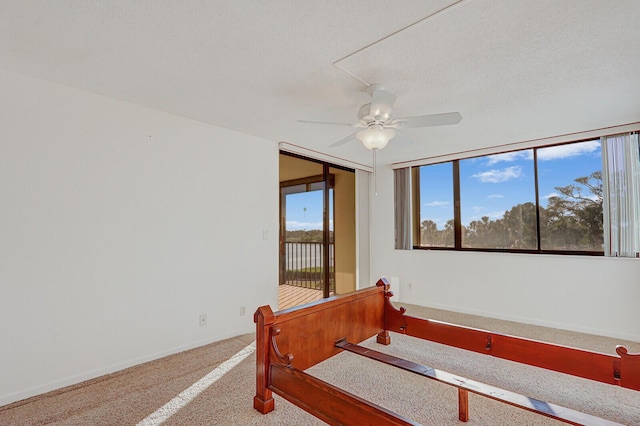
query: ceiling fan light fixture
[
  {"left": 298, "top": 84, "right": 461, "bottom": 150},
  {"left": 356, "top": 125, "right": 395, "bottom": 150}
]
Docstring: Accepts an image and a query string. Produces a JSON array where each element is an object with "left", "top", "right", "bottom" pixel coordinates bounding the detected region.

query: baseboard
[{"left": 398, "top": 299, "right": 640, "bottom": 343}]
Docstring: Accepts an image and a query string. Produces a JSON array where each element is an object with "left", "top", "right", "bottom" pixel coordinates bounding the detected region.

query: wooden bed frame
[{"left": 254, "top": 278, "right": 639, "bottom": 425}]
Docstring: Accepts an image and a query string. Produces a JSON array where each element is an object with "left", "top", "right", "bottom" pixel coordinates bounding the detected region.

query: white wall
[
  {"left": 0, "top": 70, "right": 279, "bottom": 405},
  {"left": 370, "top": 165, "right": 640, "bottom": 342}
]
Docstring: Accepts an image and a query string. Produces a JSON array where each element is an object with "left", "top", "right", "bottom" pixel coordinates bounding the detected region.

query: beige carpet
[{"left": 1, "top": 304, "right": 638, "bottom": 425}]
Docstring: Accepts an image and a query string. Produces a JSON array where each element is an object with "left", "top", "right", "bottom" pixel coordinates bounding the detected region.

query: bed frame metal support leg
[{"left": 458, "top": 388, "right": 469, "bottom": 422}]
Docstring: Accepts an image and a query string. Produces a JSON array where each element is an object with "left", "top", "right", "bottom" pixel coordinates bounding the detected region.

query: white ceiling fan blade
[
  {"left": 329, "top": 132, "right": 357, "bottom": 147},
  {"left": 297, "top": 119, "right": 358, "bottom": 127},
  {"left": 390, "top": 112, "right": 462, "bottom": 129},
  {"left": 369, "top": 87, "right": 397, "bottom": 121}
]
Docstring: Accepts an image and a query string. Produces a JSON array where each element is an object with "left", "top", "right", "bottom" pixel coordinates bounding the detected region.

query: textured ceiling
[{"left": 1, "top": 1, "right": 639, "bottom": 166}]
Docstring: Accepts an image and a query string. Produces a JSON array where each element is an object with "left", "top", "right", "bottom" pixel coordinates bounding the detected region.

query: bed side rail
[
  {"left": 382, "top": 290, "right": 640, "bottom": 391},
  {"left": 269, "top": 363, "right": 420, "bottom": 426}
]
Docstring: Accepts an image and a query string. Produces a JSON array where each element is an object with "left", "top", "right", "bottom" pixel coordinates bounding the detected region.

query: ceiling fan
[{"left": 298, "top": 84, "right": 462, "bottom": 151}]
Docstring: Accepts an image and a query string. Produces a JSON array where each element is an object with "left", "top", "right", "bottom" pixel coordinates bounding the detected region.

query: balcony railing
[{"left": 282, "top": 241, "right": 335, "bottom": 292}]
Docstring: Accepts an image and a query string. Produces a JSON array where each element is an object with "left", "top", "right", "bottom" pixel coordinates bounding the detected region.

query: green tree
[
  {"left": 421, "top": 219, "right": 438, "bottom": 245},
  {"left": 542, "top": 171, "right": 603, "bottom": 250},
  {"left": 285, "top": 229, "right": 333, "bottom": 243},
  {"left": 465, "top": 216, "right": 496, "bottom": 247},
  {"left": 420, "top": 219, "right": 454, "bottom": 247},
  {"left": 501, "top": 202, "right": 537, "bottom": 249},
  {"left": 421, "top": 219, "right": 453, "bottom": 247}
]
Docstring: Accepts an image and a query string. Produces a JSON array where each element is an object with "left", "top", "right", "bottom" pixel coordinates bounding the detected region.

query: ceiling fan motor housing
[{"left": 358, "top": 103, "right": 393, "bottom": 125}]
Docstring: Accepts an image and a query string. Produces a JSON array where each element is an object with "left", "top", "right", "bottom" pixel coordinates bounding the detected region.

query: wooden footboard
[{"left": 254, "top": 277, "right": 640, "bottom": 424}]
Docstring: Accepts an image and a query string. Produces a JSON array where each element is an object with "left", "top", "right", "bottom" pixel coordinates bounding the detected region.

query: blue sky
[
  {"left": 421, "top": 139, "right": 602, "bottom": 228},
  {"left": 284, "top": 189, "right": 333, "bottom": 231}
]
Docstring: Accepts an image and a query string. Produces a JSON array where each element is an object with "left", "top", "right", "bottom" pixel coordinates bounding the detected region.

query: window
[
  {"left": 459, "top": 150, "right": 536, "bottom": 249},
  {"left": 537, "top": 141, "right": 603, "bottom": 251},
  {"left": 415, "top": 162, "right": 454, "bottom": 247},
  {"left": 414, "top": 139, "right": 604, "bottom": 254}
]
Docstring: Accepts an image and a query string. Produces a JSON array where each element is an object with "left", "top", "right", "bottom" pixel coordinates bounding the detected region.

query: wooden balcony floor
[{"left": 278, "top": 284, "right": 325, "bottom": 310}]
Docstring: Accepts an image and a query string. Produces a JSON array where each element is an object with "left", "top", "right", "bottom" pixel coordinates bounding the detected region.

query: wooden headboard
[{"left": 253, "top": 280, "right": 389, "bottom": 414}]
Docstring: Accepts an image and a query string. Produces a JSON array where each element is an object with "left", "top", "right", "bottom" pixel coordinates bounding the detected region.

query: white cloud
[
  {"left": 487, "top": 194, "right": 504, "bottom": 199},
  {"left": 537, "top": 141, "right": 600, "bottom": 161},
  {"left": 472, "top": 166, "right": 522, "bottom": 183},
  {"left": 485, "top": 151, "right": 531, "bottom": 165},
  {"left": 484, "top": 141, "right": 600, "bottom": 164},
  {"left": 425, "top": 200, "right": 449, "bottom": 207},
  {"left": 543, "top": 192, "right": 560, "bottom": 199}
]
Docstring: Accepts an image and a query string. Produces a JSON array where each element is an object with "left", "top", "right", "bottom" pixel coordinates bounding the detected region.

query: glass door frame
[{"left": 279, "top": 171, "right": 334, "bottom": 298}]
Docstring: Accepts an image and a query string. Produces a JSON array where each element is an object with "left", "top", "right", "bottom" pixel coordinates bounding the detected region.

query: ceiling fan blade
[
  {"left": 369, "top": 87, "right": 397, "bottom": 121},
  {"left": 329, "top": 132, "right": 357, "bottom": 147},
  {"left": 297, "top": 119, "right": 357, "bottom": 127},
  {"left": 390, "top": 112, "right": 462, "bottom": 129}
]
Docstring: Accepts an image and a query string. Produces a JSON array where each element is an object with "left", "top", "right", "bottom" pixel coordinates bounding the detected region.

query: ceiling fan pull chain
[{"left": 373, "top": 148, "right": 378, "bottom": 197}]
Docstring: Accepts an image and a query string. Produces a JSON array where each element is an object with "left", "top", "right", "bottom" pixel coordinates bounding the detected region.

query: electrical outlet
[
  {"left": 240, "top": 306, "right": 246, "bottom": 316},
  {"left": 199, "top": 314, "right": 207, "bottom": 327}
]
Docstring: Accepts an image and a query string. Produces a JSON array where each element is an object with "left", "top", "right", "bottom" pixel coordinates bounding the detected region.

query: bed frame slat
[{"left": 335, "top": 339, "right": 623, "bottom": 426}]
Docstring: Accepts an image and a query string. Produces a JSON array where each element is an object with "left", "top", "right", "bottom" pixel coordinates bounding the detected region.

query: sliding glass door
[
  {"left": 280, "top": 174, "right": 334, "bottom": 298},
  {"left": 279, "top": 152, "right": 356, "bottom": 309}
]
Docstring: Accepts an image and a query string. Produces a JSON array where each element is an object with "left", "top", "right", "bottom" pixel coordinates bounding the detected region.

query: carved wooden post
[
  {"left": 377, "top": 277, "right": 409, "bottom": 345},
  {"left": 376, "top": 277, "right": 391, "bottom": 289},
  {"left": 376, "top": 278, "right": 392, "bottom": 345},
  {"left": 253, "top": 305, "right": 275, "bottom": 413},
  {"left": 617, "top": 346, "right": 640, "bottom": 391}
]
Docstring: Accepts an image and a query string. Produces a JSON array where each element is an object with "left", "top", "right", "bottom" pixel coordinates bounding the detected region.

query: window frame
[{"left": 412, "top": 138, "right": 605, "bottom": 256}]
